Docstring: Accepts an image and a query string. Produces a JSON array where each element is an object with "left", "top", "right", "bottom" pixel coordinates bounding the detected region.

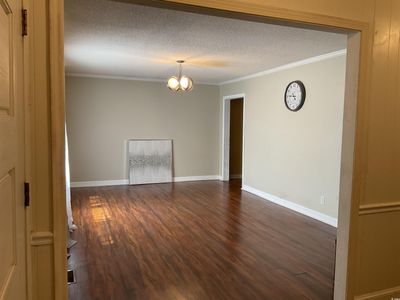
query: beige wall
[
  {"left": 229, "top": 98, "right": 243, "bottom": 176},
  {"left": 66, "top": 54, "right": 346, "bottom": 219},
  {"left": 65, "top": 76, "right": 220, "bottom": 182},
  {"left": 221, "top": 55, "right": 347, "bottom": 219}
]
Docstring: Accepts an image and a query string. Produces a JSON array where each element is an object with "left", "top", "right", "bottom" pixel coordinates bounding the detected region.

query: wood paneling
[
  {"left": 356, "top": 211, "right": 400, "bottom": 295},
  {"left": 0, "top": 0, "right": 11, "bottom": 114},
  {"left": 364, "top": 0, "right": 400, "bottom": 205},
  {"left": 31, "top": 0, "right": 53, "bottom": 233},
  {"left": 0, "top": 170, "right": 16, "bottom": 297},
  {"left": 25, "top": 0, "right": 65, "bottom": 299},
  {"left": 68, "top": 180, "right": 337, "bottom": 300},
  {"left": 32, "top": 245, "right": 55, "bottom": 300},
  {"left": 353, "top": 1, "right": 400, "bottom": 298}
]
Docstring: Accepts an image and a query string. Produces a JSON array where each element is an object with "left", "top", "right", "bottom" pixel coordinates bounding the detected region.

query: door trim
[
  {"left": 48, "top": 1, "right": 371, "bottom": 300},
  {"left": 221, "top": 94, "right": 246, "bottom": 182},
  {"left": 49, "top": 1, "right": 67, "bottom": 300}
]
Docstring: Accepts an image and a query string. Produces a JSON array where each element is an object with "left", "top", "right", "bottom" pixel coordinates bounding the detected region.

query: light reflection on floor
[{"left": 89, "top": 195, "right": 114, "bottom": 246}]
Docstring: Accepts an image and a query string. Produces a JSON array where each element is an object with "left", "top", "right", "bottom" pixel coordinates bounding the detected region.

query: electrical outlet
[{"left": 320, "top": 196, "right": 326, "bottom": 205}]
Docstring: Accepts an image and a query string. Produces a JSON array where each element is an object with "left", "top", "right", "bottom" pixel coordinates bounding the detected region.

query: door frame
[
  {"left": 221, "top": 94, "right": 246, "bottom": 182},
  {"left": 47, "top": 2, "right": 371, "bottom": 300},
  {"left": 49, "top": 1, "right": 68, "bottom": 299}
]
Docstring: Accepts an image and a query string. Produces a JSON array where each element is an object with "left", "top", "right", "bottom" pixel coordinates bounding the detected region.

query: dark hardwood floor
[{"left": 68, "top": 180, "right": 336, "bottom": 300}]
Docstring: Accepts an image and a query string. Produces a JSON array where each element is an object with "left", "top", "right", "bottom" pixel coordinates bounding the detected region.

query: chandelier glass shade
[{"left": 167, "top": 60, "right": 193, "bottom": 92}]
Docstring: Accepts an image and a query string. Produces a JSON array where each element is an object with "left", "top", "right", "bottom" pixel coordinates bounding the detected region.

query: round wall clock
[{"left": 284, "top": 80, "right": 306, "bottom": 112}]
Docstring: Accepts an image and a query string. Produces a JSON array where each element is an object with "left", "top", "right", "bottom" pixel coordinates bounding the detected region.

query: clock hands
[{"left": 285, "top": 81, "right": 305, "bottom": 111}]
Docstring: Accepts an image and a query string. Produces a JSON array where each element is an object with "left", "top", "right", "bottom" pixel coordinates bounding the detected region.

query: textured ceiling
[{"left": 64, "top": 0, "right": 347, "bottom": 84}]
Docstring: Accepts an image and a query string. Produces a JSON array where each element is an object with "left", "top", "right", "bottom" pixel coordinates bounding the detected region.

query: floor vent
[{"left": 67, "top": 270, "right": 77, "bottom": 285}]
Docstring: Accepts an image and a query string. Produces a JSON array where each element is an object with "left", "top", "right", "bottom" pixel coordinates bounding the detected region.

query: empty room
[{"left": 64, "top": 0, "right": 351, "bottom": 299}]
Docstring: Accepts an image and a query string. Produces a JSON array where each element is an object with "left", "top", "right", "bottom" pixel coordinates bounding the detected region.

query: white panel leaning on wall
[{"left": 128, "top": 139, "right": 173, "bottom": 185}]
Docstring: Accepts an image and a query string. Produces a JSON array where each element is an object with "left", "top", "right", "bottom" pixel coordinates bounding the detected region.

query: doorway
[
  {"left": 222, "top": 94, "right": 246, "bottom": 182},
  {"left": 229, "top": 98, "right": 244, "bottom": 180},
  {"left": 51, "top": 1, "right": 362, "bottom": 299}
]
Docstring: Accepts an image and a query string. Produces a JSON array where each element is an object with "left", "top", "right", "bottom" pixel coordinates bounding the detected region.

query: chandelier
[{"left": 167, "top": 60, "right": 194, "bottom": 92}]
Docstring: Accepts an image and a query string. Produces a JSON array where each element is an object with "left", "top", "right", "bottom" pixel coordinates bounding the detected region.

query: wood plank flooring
[{"left": 68, "top": 180, "right": 336, "bottom": 300}]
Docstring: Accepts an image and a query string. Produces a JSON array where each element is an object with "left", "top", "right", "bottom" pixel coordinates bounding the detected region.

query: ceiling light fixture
[{"left": 167, "top": 60, "right": 193, "bottom": 92}]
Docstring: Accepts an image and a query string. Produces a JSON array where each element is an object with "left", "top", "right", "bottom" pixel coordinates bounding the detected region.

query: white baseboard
[
  {"left": 71, "top": 175, "right": 222, "bottom": 188},
  {"left": 242, "top": 185, "right": 338, "bottom": 227},
  {"left": 70, "top": 179, "right": 129, "bottom": 188},
  {"left": 173, "top": 175, "right": 222, "bottom": 182}
]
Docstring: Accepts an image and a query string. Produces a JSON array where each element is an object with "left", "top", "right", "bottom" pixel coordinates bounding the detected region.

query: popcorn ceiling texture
[{"left": 64, "top": 0, "right": 347, "bottom": 84}]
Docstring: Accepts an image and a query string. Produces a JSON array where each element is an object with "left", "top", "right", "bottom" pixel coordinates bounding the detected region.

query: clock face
[{"left": 284, "top": 80, "right": 306, "bottom": 111}]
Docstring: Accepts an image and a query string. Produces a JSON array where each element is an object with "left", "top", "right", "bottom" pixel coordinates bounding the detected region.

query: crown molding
[
  {"left": 65, "top": 72, "right": 217, "bottom": 86},
  {"left": 219, "top": 49, "right": 347, "bottom": 85},
  {"left": 66, "top": 49, "right": 347, "bottom": 87},
  {"left": 65, "top": 73, "right": 166, "bottom": 82}
]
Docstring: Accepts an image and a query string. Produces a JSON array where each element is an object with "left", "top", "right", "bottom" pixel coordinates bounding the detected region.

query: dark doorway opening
[{"left": 229, "top": 98, "right": 244, "bottom": 180}]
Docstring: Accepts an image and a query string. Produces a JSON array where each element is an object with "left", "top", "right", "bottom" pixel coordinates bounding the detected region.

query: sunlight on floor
[{"left": 89, "top": 195, "right": 114, "bottom": 245}]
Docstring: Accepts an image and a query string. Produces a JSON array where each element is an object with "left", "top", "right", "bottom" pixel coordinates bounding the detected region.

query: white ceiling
[{"left": 64, "top": 0, "right": 347, "bottom": 84}]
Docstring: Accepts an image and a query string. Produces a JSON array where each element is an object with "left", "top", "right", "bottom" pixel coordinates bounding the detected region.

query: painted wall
[
  {"left": 221, "top": 54, "right": 346, "bottom": 219},
  {"left": 65, "top": 76, "right": 220, "bottom": 182},
  {"left": 229, "top": 98, "right": 243, "bottom": 177}
]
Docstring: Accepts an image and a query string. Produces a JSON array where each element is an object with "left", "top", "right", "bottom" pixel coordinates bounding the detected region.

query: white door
[{"left": 0, "top": 0, "right": 27, "bottom": 299}]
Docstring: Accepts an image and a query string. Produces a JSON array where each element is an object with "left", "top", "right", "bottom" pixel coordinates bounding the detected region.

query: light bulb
[
  {"left": 180, "top": 76, "right": 193, "bottom": 91},
  {"left": 180, "top": 76, "right": 189, "bottom": 90},
  {"left": 187, "top": 78, "right": 193, "bottom": 91},
  {"left": 167, "top": 76, "right": 179, "bottom": 91}
]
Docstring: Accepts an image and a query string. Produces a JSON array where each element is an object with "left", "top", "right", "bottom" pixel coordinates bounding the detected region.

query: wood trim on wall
[
  {"left": 31, "top": 232, "right": 54, "bottom": 246},
  {"left": 354, "top": 285, "right": 400, "bottom": 300},
  {"left": 49, "top": 0, "right": 67, "bottom": 299},
  {"left": 359, "top": 202, "right": 400, "bottom": 215},
  {"left": 345, "top": 25, "right": 374, "bottom": 300},
  {"left": 333, "top": 32, "right": 362, "bottom": 300},
  {"left": 127, "top": 0, "right": 369, "bottom": 31},
  {"left": 23, "top": 0, "right": 34, "bottom": 298}
]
